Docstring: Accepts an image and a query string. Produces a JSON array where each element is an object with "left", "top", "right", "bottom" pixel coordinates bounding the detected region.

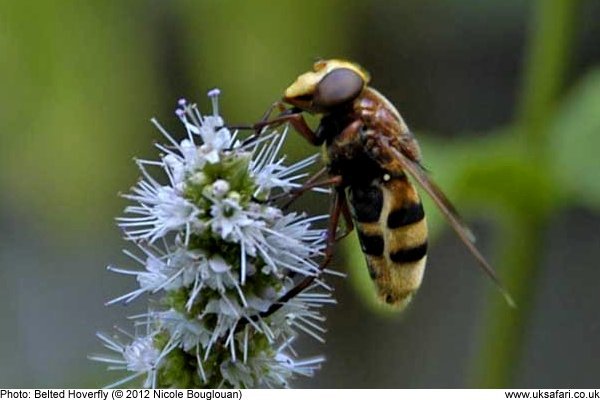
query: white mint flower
[
  {"left": 156, "top": 309, "right": 211, "bottom": 351},
  {"left": 90, "top": 330, "right": 165, "bottom": 389},
  {"left": 119, "top": 184, "right": 201, "bottom": 243},
  {"left": 124, "top": 336, "right": 160, "bottom": 373},
  {"left": 209, "top": 195, "right": 257, "bottom": 241},
  {"left": 94, "top": 89, "right": 337, "bottom": 388},
  {"left": 106, "top": 245, "right": 204, "bottom": 305},
  {"left": 162, "top": 139, "right": 204, "bottom": 188},
  {"left": 198, "top": 121, "right": 231, "bottom": 164}
]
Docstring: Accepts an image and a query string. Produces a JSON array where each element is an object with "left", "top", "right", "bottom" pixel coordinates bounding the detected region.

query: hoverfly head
[{"left": 283, "top": 59, "right": 370, "bottom": 113}]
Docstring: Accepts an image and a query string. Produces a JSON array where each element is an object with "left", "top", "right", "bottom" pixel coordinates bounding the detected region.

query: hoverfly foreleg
[
  {"left": 230, "top": 104, "right": 309, "bottom": 147},
  {"left": 259, "top": 100, "right": 287, "bottom": 123},
  {"left": 247, "top": 111, "right": 322, "bottom": 146},
  {"left": 227, "top": 101, "right": 287, "bottom": 131},
  {"left": 244, "top": 101, "right": 289, "bottom": 144}
]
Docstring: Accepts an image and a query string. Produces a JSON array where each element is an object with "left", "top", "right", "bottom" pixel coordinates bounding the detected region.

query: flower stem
[
  {"left": 518, "top": 0, "right": 579, "bottom": 160},
  {"left": 470, "top": 216, "right": 545, "bottom": 387},
  {"left": 469, "top": 0, "right": 579, "bottom": 387}
]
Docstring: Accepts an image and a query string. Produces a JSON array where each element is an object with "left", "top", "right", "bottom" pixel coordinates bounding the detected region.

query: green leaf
[
  {"left": 422, "top": 127, "right": 563, "bottom": 223},
  {"left": 549, "top": 68, "right": 600, "bottom": 210}
]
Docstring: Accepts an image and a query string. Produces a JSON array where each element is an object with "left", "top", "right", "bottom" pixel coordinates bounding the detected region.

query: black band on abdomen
[
  {"left": 387, "top": 202, "right": 425, "bottom": 229},
  {"left": 357, "top": 230, "right": 384, "bottom": 257},
  {"left": 350, "top": 184, "right": 383, "bottom": 223},
  {"left": 389, "top": 242, "right": 428, "bottom": 264}
]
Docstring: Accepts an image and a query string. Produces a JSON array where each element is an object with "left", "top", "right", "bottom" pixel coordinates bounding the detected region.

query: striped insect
[{"left": 245, "top": 59, "right": 514, "bottom": 311}]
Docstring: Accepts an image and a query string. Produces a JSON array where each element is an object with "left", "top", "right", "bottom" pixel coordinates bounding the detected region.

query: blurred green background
[{"left": 1, "top": 0, "right": 599, "bottom": 388}]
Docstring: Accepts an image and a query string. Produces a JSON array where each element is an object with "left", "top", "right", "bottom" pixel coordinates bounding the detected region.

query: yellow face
[{"left": 284, "top": 59, "right": 371, "bottom": 112}]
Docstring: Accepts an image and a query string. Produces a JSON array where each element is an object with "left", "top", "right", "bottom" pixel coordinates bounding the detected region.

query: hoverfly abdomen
[{"left": 350, "top": 171, "right": 428, "bottom": 309}]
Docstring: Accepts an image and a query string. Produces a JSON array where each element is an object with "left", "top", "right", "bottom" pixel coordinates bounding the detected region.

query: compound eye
[{"left": 313, "top": 68, "right": 364, "bottom": 108}]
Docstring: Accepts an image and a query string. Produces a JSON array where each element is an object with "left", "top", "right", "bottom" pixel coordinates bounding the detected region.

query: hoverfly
[{"left": 245, "top": 59, "right": 514, "bottom": 311}]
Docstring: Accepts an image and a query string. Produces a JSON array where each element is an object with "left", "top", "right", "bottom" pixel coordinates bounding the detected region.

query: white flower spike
[{"left": 93, "top": 90, "right": 336, "bottom": 388}]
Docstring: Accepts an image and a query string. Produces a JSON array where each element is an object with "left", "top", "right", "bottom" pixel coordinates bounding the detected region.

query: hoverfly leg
[
  {"left": 282, "top": 112, "right": 322, "bottom": 146},
  {"left": 321, "top": 189, "right": 345, "bottom": 268},
  {"left": 228, "top": 101, "right": 286, "bottom": 131},
  {"left": 246, "top": 100, "right": 288, "bottom": 144},
  {"left": 226, "top": 101, "right": 287, "bottom": 147},
  {"left": 251, "top": 111, "right": 322, "bottom": 146},
  {"left": 335, "top": 199, "right": 354, "bottom": 242},
  {"left": 234, "top": 107, "right": 311, "bottom": 147},
  {"left": 254, "top": 168, "right": 329, "bottom": 205},
  {"left": 265, "top": 168, "right": 326, "bottom": 203},
  {"left": 281, "top": 173, "right": 341, "bottom": 210},
  {"left": 258, "top": 188, "right": 345, "bottom": 319},
  {"left": 259, "top": 100, "right": 287, "bottom": 123}
]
